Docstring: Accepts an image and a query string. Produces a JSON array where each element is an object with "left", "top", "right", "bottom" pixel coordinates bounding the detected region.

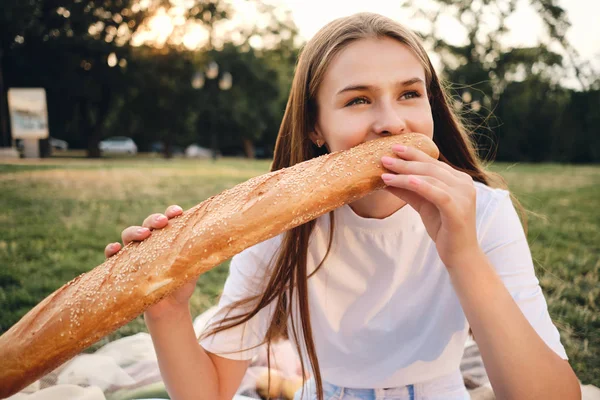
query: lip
[{"left": 362, "top": 132, "right": 414, "bottom": 143}]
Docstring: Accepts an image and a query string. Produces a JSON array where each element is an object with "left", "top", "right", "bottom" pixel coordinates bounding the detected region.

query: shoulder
[
  {"left": 474, "top": 181, "right": 511, "bottom": 223},
  {"left": 224, "top": 234, "right": 283, "bottom": 291},
  {"left": 473, "top": 181, "right": 524, "bottom": 242},
  {"left": 232, "top": 233, "right": 283, "bottom": 268}
]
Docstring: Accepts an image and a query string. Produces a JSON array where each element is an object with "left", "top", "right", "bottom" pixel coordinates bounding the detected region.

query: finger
[
  {"left": 165, "top": 205, "right": 183, "bottom": 219},
  {"left": 381, "top": 157, "right": 458, "bottom": 185},
  {"left": 393, "top": 145, "right": 459, "bottom": 176},
  {"left": 142, "top": 213, "right": 168, "bottom": 229},
  {"left": 382, "top": 173, "right": 451, "bottom": 192},
  {"left": 104, "top": 242, "right": 122, "bottom": 258},
  {"left": 121, "top": 225, "right": 151, "bottom": 245},
  {"left": 382, "top": 174, "right": 456, "bottom": 214},
  {"left": 384, "top": 187, "right": 425, "bottom": 211}
]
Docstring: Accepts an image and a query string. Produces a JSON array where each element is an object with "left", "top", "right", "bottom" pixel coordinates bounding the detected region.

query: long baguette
[{"left": 0, "top": 133, "right": 439, "bottom": 398}]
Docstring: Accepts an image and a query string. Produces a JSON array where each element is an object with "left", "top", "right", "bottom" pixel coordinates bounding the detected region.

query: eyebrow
[{"left": 336, "top": 77, "right": 425, "bottom": 95}]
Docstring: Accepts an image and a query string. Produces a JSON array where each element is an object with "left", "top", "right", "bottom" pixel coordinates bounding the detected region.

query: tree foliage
[
  {"left": 0, "top": 0, "right": 299, "bottom": 158},
  {"left": 404, "top": 0, "right": 599, "bottom": 162}
]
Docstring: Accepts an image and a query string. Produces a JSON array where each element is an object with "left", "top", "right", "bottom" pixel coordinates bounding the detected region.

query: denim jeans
[{"left": 293, "top": 370, "right": 470, "bottom": 400}]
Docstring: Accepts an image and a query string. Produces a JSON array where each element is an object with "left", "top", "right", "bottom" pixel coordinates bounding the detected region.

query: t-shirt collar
[{"left": 335, "top": 202, "right": 418, "bottom": 232}]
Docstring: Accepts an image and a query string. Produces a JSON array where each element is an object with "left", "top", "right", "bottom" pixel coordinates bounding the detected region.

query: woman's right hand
[{"left": 104, "top": 205, "right": 197, "bottom": 320}]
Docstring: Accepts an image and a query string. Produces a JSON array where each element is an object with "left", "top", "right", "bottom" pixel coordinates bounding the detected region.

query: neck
[{"left": 349, "top": 190, "right": 407, "bottom": 219}]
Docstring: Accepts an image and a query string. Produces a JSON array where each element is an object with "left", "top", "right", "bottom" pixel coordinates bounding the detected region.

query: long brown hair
[{"left": 201, "top": 12, "right": 523, "bottom": 400}]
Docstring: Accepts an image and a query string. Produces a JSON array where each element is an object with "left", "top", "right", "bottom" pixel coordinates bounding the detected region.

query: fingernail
[
  {"left": 156, "top": 215, "right": 167, "bottom": 222},
  {"left": 173, "top": 206, "right": 183, "bottom": 212},
  {"left": 137, "top": 228, "right": 149, "bottom": 234},
  {"left": 381, "top": 156, "right": 395, "bottom": 166},
  {"left": 382, "top": 173, "right": 394, "bottom": 182},
  {"left": 393, "top": 145, "right": 407, "bottom": 152}
]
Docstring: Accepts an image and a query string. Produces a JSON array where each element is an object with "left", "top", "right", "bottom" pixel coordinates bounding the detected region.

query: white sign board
[{"left": 7, "top": 88, "right": 49, "bottom": 140}]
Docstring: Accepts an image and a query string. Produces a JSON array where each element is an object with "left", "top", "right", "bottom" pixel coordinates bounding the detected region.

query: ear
[
  {"left": 308, "top": 131, "right": 319, "bottom": 145},
  {"left": 309, "top": 123, "right": 324, "bottom": 145}
]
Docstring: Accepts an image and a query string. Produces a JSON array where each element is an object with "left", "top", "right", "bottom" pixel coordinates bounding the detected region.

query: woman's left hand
[{"left": 381, "top": 144, "right": 481, "bottom": 268}]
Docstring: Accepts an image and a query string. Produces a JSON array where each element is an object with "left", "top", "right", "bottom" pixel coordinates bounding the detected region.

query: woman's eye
[
  {"left": 345, "top": 97, "right": 369, "bottom": 106},
  {"left": 401, "top": 91, "right": 421, "bottom": 100}
]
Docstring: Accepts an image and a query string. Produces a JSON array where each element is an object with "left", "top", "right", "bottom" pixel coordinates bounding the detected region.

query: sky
[
  {"left": 138, "top": 0, "right": 599, "bottom": 88},
  {"left": 279, "top": 0, "right": 600, "bottom": 88},
  {"left": 283, "top": 0, "right": 599, "bottom": 59}
]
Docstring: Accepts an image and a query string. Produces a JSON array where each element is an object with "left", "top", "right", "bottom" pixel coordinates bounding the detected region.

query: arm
[
  {"left": 141, "top": 216, "right": 280, "bottom": 400},
  {"left": 379, "top": 146, "right": 580, "bottom": 400},
  {"left": 106, "top": 205, "right": 251, "bottom": 400},
  {"left": 145, "top": 230, "right": 279, "bottom": 400},
  {"left": 145, "top": 305, "right": 250, "bottom": 400},
  {"left": 447, "top": 250, "right": 580, "bottom": 400}
]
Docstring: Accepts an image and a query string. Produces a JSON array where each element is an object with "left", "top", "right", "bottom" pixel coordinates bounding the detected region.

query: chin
[
  {"left": 348, "top": 189, "right": 407, "bottom": 219},
  {"left": 363, "top": 188, "right": 398, "bottom": 202},
  {"left": 351, "top": 188, "right": 403, "bottom": 208}
]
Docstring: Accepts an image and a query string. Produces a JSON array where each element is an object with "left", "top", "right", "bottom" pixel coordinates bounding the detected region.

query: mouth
[{"left": 363, "top": 132, "right": 413, "bottom": 144}]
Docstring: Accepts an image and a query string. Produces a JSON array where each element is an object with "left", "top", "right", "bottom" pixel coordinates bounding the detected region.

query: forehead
[{"left": 320, "top": 37, "right": 426, "bottom": 93}]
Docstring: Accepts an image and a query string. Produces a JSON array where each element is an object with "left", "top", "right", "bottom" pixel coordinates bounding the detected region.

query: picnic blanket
[{"left": 7, "top": 306, "right": 599, "bottom": 400}]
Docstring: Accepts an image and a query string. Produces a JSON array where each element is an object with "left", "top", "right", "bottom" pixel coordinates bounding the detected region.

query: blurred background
[
  {"left": 0, "top": 0, "right": 599, "bottom": 397},
  {"left": 0, "top": 0, "right": 598, "bottom": 161}
]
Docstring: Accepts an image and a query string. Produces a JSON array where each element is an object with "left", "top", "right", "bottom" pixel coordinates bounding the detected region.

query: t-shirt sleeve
[
  {"left": 198, "top": 237, "right": 281, "bottom": 360},
  {"left": 477, "top": 188, "right": 568, "bottom": 360}
]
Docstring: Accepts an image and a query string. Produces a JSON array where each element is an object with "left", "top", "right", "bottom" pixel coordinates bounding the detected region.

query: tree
[
  {"left": 1, "top": 0, "right": 301, "bottom": 158},
  {"left": 134, "top": 0, "right": 300, "bottom": 158},
  {"left": 0, "top": 0, "right": 151, "bottom": 156},
  {"left": 105, "top": 45, "right": 200, "bottom": 157},
  {"left": 402, "top": 0, "right": 599, "bottom": 162},
  {"left": 202, "top": 43, "right": 283, "bottom": 158},
  {"left": 495, "top": 75, "right": 570, "bottom": 161},
  {"left": 404, "top": 0, "right": 593, "bottom": 93}
]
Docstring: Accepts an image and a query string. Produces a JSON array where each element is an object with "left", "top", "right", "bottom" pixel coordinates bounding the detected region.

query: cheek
[
  {"left": 320, "top": 112, "right": 369, "bottom": 152},
  {"left": 413, "top": 105, "right": 434, "bottom": 139},
  {"left": 423, "top": 116, "right": 435, "bottom": 140},
  {"left": 330, "top": 131, "right": 365, "bottom": 152}
]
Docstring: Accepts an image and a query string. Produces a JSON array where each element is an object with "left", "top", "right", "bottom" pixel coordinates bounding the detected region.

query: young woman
[{"left": 105, "top": 12, "right": 580, "bottom": 400}]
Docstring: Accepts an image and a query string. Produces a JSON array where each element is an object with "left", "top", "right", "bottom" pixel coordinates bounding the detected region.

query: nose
[{"left": 371, "top": 101, "right": 407, "bottom": 136}]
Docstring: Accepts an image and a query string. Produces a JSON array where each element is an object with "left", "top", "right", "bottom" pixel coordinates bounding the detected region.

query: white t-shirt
[{"left": 200, "top": 182, "right": 568, "bottom": 388}]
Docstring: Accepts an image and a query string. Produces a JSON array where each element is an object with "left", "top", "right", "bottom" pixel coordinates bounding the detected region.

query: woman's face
[{"left": 312, "top": 37, "right": 434, "bottom": 152}]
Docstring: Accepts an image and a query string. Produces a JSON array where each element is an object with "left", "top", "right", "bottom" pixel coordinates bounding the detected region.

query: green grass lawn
[{"left": 0, "top": 156, "right": 598, "bottom": 386}]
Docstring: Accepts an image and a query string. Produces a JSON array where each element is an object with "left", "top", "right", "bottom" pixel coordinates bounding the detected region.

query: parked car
[
  {"left": 99, "top": 136, "right": 137, "bottom": 155},
  {"left": 185, "top": 144, "right": 214, "bottom": 159},
  {"left": 50, "top": 137, "right": 69, "bottom": 151}
]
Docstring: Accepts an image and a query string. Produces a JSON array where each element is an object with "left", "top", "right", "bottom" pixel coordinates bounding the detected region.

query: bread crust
[{"left": 0, "top": 133, "right": 439, "bottom": 398}]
